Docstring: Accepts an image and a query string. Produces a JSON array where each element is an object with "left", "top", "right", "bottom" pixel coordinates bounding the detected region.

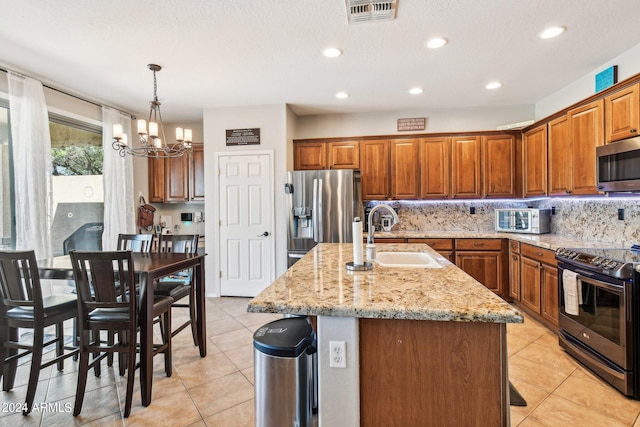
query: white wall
[
  {"left": 203, "top": 104, "right": 289, "bottom": 296},
  {"left": 536, "top": 42, "right": 640, "bottom": 119},
  {"left": 294, "top": 104, "right": 535, "bottom": 139}
]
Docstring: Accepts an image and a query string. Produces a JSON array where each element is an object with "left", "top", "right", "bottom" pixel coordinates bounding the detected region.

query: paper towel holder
[{"left": 345, "top": 261, "right": 373, "bottom": 271}]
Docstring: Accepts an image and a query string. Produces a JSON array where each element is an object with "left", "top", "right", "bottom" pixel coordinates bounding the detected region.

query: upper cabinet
[
  {"left": 568, "top": 99, "right": 604, "bottom": 195},
  {"left": 360, "top": 139, "right": 390, "bottom": 200},
  {"left": 420, "top": 137, "right": 450, "bottom": 199},
  {"left": 547, "top": 114, "right": 572, "bottom": 195},
  {"left": 522, "top": 125, "right": 548, "bottom": 197},
  {"left": 482, "top": 134, "right": 516, "bottom": 198},
  {"left": 148, "top": 143, "right": 204, "bottom": 203},
  {"left": 605, "top": 83, "right": 639, "bottom": 143},
  {"left": 328, "top": 140, "right": 360, "bottom": 169},
  {"left": 390, "top": 139, "right": 420, "bottom": 200},
  {"left": 451, "top": 136, "right": 481, "bottom": 198},
  {"left": 294, "top": 142, "right": 327, "bottom": 170}
]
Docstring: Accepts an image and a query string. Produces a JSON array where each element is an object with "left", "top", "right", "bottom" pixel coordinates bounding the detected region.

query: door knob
[{"left": 258, "top": 231, "right": 269, "bottom": 237}]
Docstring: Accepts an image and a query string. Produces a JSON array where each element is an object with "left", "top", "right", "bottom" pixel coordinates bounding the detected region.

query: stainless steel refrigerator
[{"left": 285, "top": 170, "right": 362, "bottom": 267}]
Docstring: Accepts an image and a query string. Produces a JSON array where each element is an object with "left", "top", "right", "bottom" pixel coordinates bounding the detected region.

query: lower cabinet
[
  {"left": 518, "top": 243, "right": 559, "bottom": 328},
  {"left": 454, "top": 239, "right": 509, "bottom": 300}
]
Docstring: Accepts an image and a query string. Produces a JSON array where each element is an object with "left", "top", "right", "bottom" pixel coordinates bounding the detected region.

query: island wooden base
[{"left": 359, "top": 319, "right": 508, "bottom": 427}]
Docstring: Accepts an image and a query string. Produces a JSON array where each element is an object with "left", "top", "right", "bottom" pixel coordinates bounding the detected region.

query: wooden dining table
[{"left": 38, "top": 251, "right": 207, "bottom": 407}]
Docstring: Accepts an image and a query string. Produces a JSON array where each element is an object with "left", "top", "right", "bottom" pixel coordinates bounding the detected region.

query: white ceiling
[{"left": 1, "top": 0, "right": 640, "bottom": 123}]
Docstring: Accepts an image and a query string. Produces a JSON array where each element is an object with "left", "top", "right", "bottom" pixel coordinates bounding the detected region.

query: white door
[{"left": 218, "top": 153, "right": 274, "bottom": 297}]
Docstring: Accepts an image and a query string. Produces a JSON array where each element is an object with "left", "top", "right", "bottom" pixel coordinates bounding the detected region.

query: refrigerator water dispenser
[{"left": 293, "top": 207, "right": 313, "bottom": 239}]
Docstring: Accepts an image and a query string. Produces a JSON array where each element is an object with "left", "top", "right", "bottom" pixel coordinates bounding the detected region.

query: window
[{"left": 0, "top": 103, "right": 11, "bottom": 250}]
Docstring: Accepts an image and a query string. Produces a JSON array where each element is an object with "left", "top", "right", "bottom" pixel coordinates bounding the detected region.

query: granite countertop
[
  {"left": 248, "top": 243, "right": 523, "bottom": 324},
  {"left": 371, "top": 230, "right": 619, "bottom": 251}
]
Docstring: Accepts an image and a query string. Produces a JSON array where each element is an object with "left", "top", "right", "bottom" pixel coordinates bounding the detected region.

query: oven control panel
[{"left": 556, "top": 248, "right": 632, "bottom": 279}]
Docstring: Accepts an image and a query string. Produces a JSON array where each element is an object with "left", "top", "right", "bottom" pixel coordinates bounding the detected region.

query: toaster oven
[{"left": 495, "top": 208, "right": 551, "bottom": 234}]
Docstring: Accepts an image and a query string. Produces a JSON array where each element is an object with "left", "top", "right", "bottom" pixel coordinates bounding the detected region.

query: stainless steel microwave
[
  {"left": 495, "top": 208, "right": 551, "bottom": 234},
  {"left": 596, "top": 136, "right": 640, "bottom": 192}
]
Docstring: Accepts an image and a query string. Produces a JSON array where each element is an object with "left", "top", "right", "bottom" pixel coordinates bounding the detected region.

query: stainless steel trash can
[{"left": 254, "top": 317, "right": 315, "bottom": 427}]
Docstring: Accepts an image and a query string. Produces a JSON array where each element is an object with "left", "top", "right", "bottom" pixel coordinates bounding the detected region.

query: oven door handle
[
  {"left": 575, "top": 273, "right": 624, "bottom": 293},
  {"left": 573, "top": 268, "right": 595, "bottom": 277}
]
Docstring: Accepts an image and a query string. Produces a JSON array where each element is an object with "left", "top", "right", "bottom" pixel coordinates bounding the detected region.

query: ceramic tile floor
[{"left": 2, "top": 297, "right": 640, "bottom": 426}]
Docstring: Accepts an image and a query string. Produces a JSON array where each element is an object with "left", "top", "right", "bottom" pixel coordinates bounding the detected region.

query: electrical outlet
[
  {"left": 329, "top": 341, "right": 347, "bottom": 368},
  {"left": 618, "top": 208, "right": 625, "bottom": 220}
]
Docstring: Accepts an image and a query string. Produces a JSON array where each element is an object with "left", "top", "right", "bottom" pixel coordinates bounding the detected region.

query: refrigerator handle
[{"left": 313, "top": 178, "right": 323, "bottom": 242}]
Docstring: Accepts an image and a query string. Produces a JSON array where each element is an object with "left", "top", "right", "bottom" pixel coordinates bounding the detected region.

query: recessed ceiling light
[
  {"left": 425, "top": 38, "right": 447, "bottom": 49},
  {"left": 409, "top": 87, "right": 424, "bottom": 95},
  {"left": 485, "top": 81, "right": 502, "bottom": 90},
  {"left": 538, "top": 26, "right": 566, "bottom": 39},
  {"left": 323, "top": 47, "right": 343, "bottom": 58},
  {"left": 335, "top": 92, "right": 350, "bottom": 99}
]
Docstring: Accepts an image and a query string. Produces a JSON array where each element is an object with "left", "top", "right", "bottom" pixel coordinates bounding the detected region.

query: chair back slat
[
  {"left": 0, "top": 251, "right": 43, "bottom": 312},
  {"left": 157, "top": 234, "right": 199, "bottom": 254},
  {"left": 116, "top": 234, "right": 153, "bottom": 253}
]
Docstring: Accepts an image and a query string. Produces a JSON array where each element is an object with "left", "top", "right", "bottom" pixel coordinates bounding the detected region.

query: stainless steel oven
[{"left": 556, "top": 247, "right": 640, "bottom": 398}]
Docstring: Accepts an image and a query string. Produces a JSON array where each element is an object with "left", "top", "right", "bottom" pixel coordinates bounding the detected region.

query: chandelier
[{"left": 112, "top": 64, "right": 192, "bottom": 158}]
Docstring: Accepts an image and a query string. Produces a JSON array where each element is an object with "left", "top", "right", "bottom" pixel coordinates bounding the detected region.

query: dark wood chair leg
[
  {"left": 56, "top": 322, "right": 65, "bottom": 371},
  {"left": 189, "top": 290, "right": 198, "bottom": 347},
  {"left": 163, "top": 310, "right": 172, "bottom": 377},
  {"left": 124, "top": 332, "right": 136, "bottom": 417},
  {"left": 23, "top": 327, "right": 44, "bottom": 415},
  {"left": 73, "top": 335, "right": 90, "bottom": 417},
  {"left": 2, "top": 327, "right": 19, "bottom": 391}
]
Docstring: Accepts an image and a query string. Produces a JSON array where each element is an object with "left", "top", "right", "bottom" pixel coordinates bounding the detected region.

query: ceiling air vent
[{"left": 346, "top": 0, "right": 397, "bottom": 23}]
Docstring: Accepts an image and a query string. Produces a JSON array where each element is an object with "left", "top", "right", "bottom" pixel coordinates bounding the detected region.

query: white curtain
[
  {"left": 102, "top": 107, "right": 135, "bottom": 250},
  {"left": 8, "top": 72, "right": 52, "bottom": 261}
]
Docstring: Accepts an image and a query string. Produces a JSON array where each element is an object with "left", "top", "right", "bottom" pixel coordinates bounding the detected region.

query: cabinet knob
[
  {"left": 473, "top": 242, "right": 484, "bottom": 246},
  {"left": 536, "top": 252, "right": 544, "bottom": 256},
  {"left": 534, "top": 264, "right": 540, "bottom": 269},
  {"left": 565, "top": 189, "right": 572, "bottom": 194},
  {"left": 631, "top": 129, "right": 637, "bottom": 133},
  {"left": 512, "top": 255, "right": 518, "bottom": 260}
]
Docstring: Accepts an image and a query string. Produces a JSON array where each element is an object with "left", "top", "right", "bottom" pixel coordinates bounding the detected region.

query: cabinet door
[
  {"left": 329, "top": 140, "right": 360, "bottom": 169},
  {"left": 361, "top": 140, "right": 390, "bottom": 200},
  {"left": 547, "top": 115, "right": 572, "bottom": 196},
  {"left": 541, "top": 264, "right": 559, "bottom": 327},
  {"left": 522, "top": 125, "right": 547, "bottom": 197},
  {"left": 455, "top": 251, "right": 503, "bottom": 296},
  {"left": 148, "top": 157, "right": 166, "bottom": 203},
  {"left": 390, "top": 139, "right": 420, "bottom": 199},
  {"left": 509, "top": 252, "right": 521, "bottom": 301},
  {"left": 294, "top": 142, "right": 327, "bottom": 170},
  {"left": 482, "top": 135, "right": 515, "bottom": 198},
  {"left": 420, "top": 137, "right": 450, "bottom": 199},
  {"left": 165, "top": 155, "right": 189, "bottom": 202},
  {"left": 569, "top": 99, "right": 604, "bottom": 195},
  {"left": 520, "top": 256, "right": 541, "bottom": 314},
  {"left": 451, "top": 136, "right": 481, "bottom": 198},
  {"left": 605, "top": 83, "right": 640, "bottom": 143},
  {"left": 190, "top": 144, "right": 205, "bottom": 201}
]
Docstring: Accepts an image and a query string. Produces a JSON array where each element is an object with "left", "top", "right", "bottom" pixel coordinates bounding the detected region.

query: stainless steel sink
[{"left": 376, "top": 252, "right": 443, "bottom": 268}]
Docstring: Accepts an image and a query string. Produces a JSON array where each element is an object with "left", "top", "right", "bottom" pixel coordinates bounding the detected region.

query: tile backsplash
[{"left": 366, "top": 197, "right": 640, "bottom": 246}]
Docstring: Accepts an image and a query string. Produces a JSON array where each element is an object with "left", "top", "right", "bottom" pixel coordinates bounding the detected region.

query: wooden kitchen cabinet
[
  {"left": 328, "top": 140, "right": 359, "bottom": 169},
  {"left": 522, "top": 124, "right": 547, "bottom": 197},
  {"left": 294, "top": 142, "right": 327, "bottom": 170},
  {"left": 482, "top": 134, "right": 516, "bottom": 198},
  {"left": 360, "top": 139, "right": 390, "bottom": 200},
  {"left": 390, "top": 139, "right": 420, "bottom": 200},
  {"left": 407, "top": 238, "right": 454, "bottom": 263},
  {"left": 519, "top": 243, "right": 558, "bottom": 328},
  {"left": 605, "top": 83, "right": 639, "bottom": 143},
  {"left": 451, "top": 136, "right": 481, "bottom": 198},
  {"left": 508, "top": 240, "right": 521, "bottom": 301},
  {"left": 148, "top": 143, "right": 204, "bottom": 202},
  {"left": 568, "top": 99, "right": 604, "bottom": 195},
  {"left": 454, "top": 239, "right": 508, "bottom": 299},
  {"left": 547, "top": 114, "right": 573, "bottom": 196},
  {"left": 420, "top": 137, "right": 450, "bottom": 199}
]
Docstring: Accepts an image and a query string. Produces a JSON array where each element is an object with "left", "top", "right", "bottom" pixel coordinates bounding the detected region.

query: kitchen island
[{"left": 248, "top": 243, "right": 523, "bottom": 427}]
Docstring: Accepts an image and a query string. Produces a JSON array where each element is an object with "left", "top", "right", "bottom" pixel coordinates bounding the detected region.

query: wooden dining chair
[
  {"left": 0, "top": 250, "right": 78, "bottom": 415},
  {"left": 116, "top": 233, "right": 153, "bottom": 253},
  {"left": 69, "top": 250, "right": 173, "bottom": 417},
  {"left": 155, "top": 234, "right": 199, "bottom": 346}
]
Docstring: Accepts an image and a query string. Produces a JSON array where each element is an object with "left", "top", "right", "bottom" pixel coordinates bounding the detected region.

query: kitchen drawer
[
  {"left": 455, "top": 239, "right": 503, "bottom": 251},
  {"left": 521, "top": 243, "right": 557, "bottom": 266},
  {"left": 407, "top": 238, "right": 454, "bottom": 250},
  {"left": 509, "top": 240, "right": 520, "bottom": 253}
]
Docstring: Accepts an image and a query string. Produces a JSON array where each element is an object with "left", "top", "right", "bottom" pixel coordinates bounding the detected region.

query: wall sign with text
[
  {"left": 226, "top": 128, "right": 260, "bottom": 146},
  {"left": 397, "top": 117, "right": 426, "bottom": 131}
]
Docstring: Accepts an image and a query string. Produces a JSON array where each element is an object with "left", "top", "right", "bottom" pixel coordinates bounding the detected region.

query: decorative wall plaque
[
  {"left": 397, "top": 117, "right": 426, "bottom": 131},
  {"left": 226, "top": 128, "right": 260, "bottom": 146}
]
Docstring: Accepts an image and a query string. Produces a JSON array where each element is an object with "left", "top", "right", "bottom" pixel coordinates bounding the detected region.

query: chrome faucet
[{"left": 366, "top": 204, "right": 400, "bottom": 261}]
